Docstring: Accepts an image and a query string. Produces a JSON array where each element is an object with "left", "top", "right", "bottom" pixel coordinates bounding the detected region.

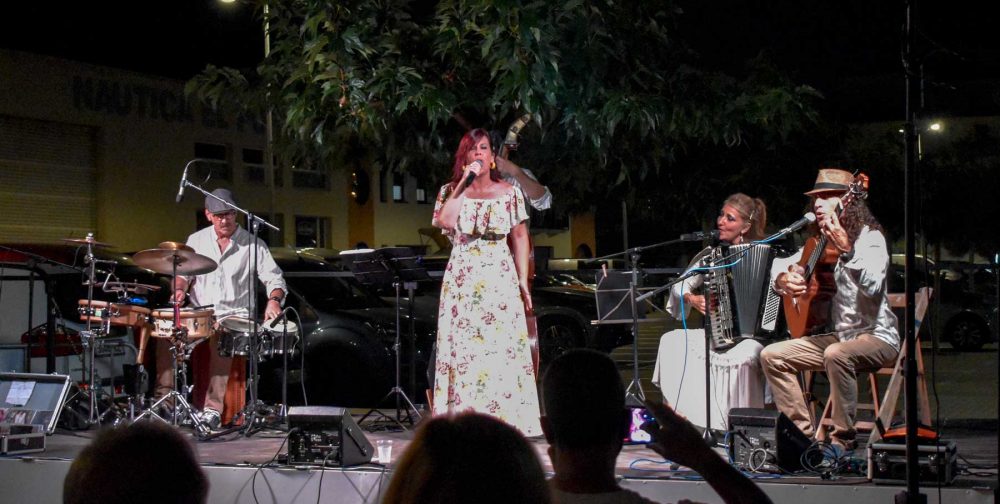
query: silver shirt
[
  {"left": 184, "top": 225, "right": 287, "bottom": 318},
  {"left": 830, "top": 225, "right": 899, "bottom": 348}
]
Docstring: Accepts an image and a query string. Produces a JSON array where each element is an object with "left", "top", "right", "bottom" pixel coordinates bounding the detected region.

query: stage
[{"left": 1, "top": 411, "right": 996, "bottom": 504}]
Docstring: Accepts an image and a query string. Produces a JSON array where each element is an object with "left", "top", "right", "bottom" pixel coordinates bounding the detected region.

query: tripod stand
[
  {"left": 344, "top": 247, "right": 428, "bottom": 429},
  {"left": 593, "top": 237, "right": 690, "bottom": 408}
]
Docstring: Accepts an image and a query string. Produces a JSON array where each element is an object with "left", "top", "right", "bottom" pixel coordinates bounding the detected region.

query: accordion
[{"left": 704, "top": 244, "right": 782, "bottom": 350}]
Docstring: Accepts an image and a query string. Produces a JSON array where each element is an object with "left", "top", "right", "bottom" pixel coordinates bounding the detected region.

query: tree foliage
[{"left": 186, "top": 0, "right": 821, "bottom": 212}]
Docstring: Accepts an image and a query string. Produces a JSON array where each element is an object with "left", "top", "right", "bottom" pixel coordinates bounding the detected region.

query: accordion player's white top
[{"left": 654, "top": 245, "right": 792, "bottom": 430}]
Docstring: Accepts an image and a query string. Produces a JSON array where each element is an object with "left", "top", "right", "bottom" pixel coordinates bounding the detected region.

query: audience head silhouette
[
  {"left": 383, "top": 412, "right": 550, "bottom": 504},
  {"left": 63, "top": 422, "right": 207, "bottom": 504},
  {"left": 542, "top": 348, "right": 630, "bottom": 450}
]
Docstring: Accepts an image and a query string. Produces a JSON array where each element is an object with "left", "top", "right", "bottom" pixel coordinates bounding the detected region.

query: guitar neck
[{"left": 804, "top": 235, "right": 828, "bottom": 277}]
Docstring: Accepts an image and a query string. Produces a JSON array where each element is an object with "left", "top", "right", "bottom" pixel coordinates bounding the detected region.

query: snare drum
[
  {"left": 78, "top": 300, "right": 151, "bottom": 327},
  {"left": 217, "top": 317, "right": 258, "bottom": 357},
  {"left": 259, "top": 320, "right": 299, "bottom": 357},
  {"left": 150, "top": 307, "right": 214, "bottom": 339}
]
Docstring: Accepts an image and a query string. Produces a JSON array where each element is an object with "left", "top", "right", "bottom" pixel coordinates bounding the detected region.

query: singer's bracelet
[{"left": 269, "top": 296, "right": 283, "bottom": 304}]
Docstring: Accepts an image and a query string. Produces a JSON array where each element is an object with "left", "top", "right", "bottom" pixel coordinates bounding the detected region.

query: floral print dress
[{"left": 431, "top": 184, "right": 541, "bottom": 436}]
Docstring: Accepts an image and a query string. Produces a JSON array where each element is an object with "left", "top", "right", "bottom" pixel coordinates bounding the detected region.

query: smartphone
[{"left": 624, "top": 406, "right": 658, "bottom": 444}]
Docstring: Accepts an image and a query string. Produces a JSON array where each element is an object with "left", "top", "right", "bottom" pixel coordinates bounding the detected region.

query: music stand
[
  {"left": 593, "top": 268, "right": 661, "bottom": 408},
  {"left": 342, "top": 247, "right": 428, "bottom": 430}
]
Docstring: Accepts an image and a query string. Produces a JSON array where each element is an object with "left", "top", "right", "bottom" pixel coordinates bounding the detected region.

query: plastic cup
[{"left": 376, "top": 439, "right": 393, "bottom": 464}]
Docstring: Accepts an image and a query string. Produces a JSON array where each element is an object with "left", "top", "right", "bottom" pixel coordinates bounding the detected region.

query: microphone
[
  {"left": 462, "top": 160, "right": 485, "bottom": 188},
  {"left": 175, "top": 163, "right": 189, "bottom": 203},
  {"left": 268, "top": 306, "right": 293, "bottom": 329},
  {"left": 776, "top": 212, "right": 817, "bottom": 237},
  {"left": 679, "top": 230, "right": 720, "bottom": 242}
]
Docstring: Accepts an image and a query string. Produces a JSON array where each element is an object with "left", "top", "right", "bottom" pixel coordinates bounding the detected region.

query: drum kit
[{"left": 64, "top": 235, "right": 299, "bottom": 437}]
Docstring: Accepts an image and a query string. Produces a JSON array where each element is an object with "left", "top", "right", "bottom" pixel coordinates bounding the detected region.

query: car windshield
[{"left": 283, "top": 272, "right": 388, "bottom": 312}]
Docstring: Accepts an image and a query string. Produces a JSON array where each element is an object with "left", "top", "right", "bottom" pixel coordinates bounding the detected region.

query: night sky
[{"left": 3, "top": 1, "right": 997, "bottom": 120}]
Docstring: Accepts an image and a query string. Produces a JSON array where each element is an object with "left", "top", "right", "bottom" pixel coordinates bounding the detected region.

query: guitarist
[{"left": 760, "top": 167, "right": 899, "bottom": 453}]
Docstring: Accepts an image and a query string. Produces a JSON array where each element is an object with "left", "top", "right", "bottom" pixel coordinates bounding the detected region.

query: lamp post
[
  {"left": 220, "top": 0, "right": 277, "bottom": 242},
  {"left": 263, "top": 2, "right": 277, "bottom": 242}
]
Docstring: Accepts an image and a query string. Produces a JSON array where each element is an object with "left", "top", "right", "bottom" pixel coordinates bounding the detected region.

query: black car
[
  {"left": 889, "top": 255, "right": 998, "bottom": 351},
  {"left": 257, "top": 248, "right": 632, "bottom": 407},
  {"left": 257, "top": 248, "right": 436, "bottom": 407}
]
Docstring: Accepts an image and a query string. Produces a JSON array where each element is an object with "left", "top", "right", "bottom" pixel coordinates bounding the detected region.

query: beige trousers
[{"left": 759, "top": 333, "right": 897, "bottom": 446}]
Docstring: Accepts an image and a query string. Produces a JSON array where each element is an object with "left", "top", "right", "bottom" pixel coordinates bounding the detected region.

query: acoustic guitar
[{"left": 783, "top": 173, "right": 869, "bottom": 337}]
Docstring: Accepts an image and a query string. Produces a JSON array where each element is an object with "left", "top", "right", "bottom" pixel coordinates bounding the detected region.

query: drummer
[{"left": 155, "top": 188, "right": 287, "bottom": 430}]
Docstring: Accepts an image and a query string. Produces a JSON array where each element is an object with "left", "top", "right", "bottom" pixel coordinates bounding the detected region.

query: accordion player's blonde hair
[{"left": 723, "top": 193, "right": 767, "bottom": 241}]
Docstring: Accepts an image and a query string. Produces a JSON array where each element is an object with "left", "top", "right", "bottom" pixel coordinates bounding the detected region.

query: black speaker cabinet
[
  {"left": 287, "top": 406, "right": 373, "bottom": 467},
  {"left": 728, "top": 407, "right": 820, "bottom": 473}
]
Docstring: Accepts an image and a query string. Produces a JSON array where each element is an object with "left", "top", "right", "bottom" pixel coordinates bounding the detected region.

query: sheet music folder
[
  {"left": 340, "top": 247, "right": 429, "bottom": 287},
  {"left": 592, "top": 270, "right": 658, "bottom": 325}
]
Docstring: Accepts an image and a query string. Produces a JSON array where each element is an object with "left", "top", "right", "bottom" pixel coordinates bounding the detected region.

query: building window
[
  {"left": 290, "top": 161, "right": 329, "bottom": 189},
  {"left": 255, "top": 212, "right": 285, "bottom": 246},
  {"left": 243, "top": 149, "right": 284, "bottom": 187},
  {"left": 416, "top": 186, "right": 430, "bottom": 204},
  {"left": 193, "top": 142, "right": 231, "bottom": 181},
  {"left": 392, "top": 172, "right": 406, "bottom": 202},
  {"left": 295, "top": 215, "right": 329, "bottom": 247},
  {"left": 530, "top": 206, "right": 570, "bottom": 231},
  {"left": 243, "top": 148, "right": 265, "bottom": 185}
]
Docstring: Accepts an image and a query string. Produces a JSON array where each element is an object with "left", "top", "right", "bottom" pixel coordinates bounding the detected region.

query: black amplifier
[
  {"left": 286, "top": 406, "right": 373, "bottom": 467},
  {"left": 728, "top": 408, "right": 820, "bottom": 473},
  {"left": 288, "top": 429, "right": 340, "bottom": 465},
  {"left": 868, "top": 440, "right": 957, "bottom": 485}
]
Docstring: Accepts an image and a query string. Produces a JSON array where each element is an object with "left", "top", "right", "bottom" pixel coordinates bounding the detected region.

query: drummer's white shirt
[{"left": 184, "top": 225, "right": 287, "bottom": 319}]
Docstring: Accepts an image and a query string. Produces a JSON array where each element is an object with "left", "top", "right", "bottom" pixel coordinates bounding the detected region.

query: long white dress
[
  {"left": 430, "top": 184, "right": 541, "bottom": 436},
  {"left": 651, "top": 248, "right": 772, "bottom": 431}
]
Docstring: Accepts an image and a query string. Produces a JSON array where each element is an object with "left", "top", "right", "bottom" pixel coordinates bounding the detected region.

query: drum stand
[
  {"left": 133, "top": 250, "right": 212, "bottom": 437},
  {"left": 136, "top": 328, "right": 211, "bottom": 438},
  {"left": 70, "top": 234, "right": 121, "bottom": 426}
]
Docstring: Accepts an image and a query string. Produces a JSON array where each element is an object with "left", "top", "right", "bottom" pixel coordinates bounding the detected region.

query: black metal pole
[
  {"left": 408, "top": 283, "right": 417, "bottom": 402},
  {"left": 27, "top": 267, "right": 35, "bottom": 373},
  {"left": 901, "top": 1, "right": 925, "bottom": 502},
  {"left": 45, "top": 278, "right": 56, "bottom": 374}
]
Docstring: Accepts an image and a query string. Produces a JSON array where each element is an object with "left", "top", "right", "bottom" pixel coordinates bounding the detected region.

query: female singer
[
  {"left": 430, "top": 128, "right": 540, "bottom": 436},
  {"left": 651, "top": 193, "right": 770, "bottom": 431}
]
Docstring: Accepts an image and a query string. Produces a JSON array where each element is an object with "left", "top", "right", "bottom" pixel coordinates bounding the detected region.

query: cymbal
[
  {"left": 103, "top": 281, "right": 162, "bottom": 294},
  {"left": 62, "top": 237, "right": 114, "bottom": 248},
  {"left": 133, "top": 248, "right": 217, "bottom": 276},
  {"left": 157, "top": 241, "right": 194, "bottom": 252}
]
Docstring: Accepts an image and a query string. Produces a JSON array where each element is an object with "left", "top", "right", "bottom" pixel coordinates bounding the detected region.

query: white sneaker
[{"left": 201, "top": 408, "right": 222, "bottom": 430}]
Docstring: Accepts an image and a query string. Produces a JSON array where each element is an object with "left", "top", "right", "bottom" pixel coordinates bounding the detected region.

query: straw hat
[{"left": 805, "top": 168, "right": 853, "bottom": 195}]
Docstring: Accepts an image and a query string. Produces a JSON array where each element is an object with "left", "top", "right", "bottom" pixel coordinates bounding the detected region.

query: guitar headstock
[{"left": 842, "top": 172, "right": 869, "bottom": 207}]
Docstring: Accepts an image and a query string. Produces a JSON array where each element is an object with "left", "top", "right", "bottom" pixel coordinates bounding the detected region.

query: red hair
[{"left": 449, "top": 128, "right": 502, "bottom": 186}]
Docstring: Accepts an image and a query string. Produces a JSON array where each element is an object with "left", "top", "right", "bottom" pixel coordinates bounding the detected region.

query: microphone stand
[
  {"left": 179, "top": 176, "right": 280, "bottom": 438},
  {"left": 637, "top": 263, "right": 719, "bottom": 445},
  {"left": 593, "top": 237, "right": 689, "bottom": 407}
]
